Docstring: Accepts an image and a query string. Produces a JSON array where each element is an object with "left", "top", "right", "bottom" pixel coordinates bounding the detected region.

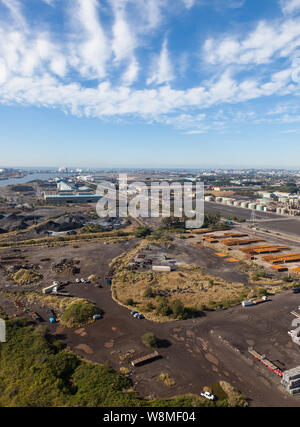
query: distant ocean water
[{"left": 0, "top": 172, "right": 75, "bottom": 187}]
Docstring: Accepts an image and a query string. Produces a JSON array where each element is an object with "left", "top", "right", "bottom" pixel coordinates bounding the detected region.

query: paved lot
[{"left": 205, "top": 202, "right": 300, "bottom": 238}]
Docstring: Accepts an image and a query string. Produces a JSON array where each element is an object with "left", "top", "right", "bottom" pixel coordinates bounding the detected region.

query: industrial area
[{"left": 0, "top": 168, "right": 299, "bottom": 407}]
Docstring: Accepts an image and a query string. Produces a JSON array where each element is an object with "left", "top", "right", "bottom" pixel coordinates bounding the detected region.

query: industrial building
[
  {"left": 44, "top": 193, "right": 103, "bottom": 204},
  {"left": 281, "top": 367, "right": 300, "bottom": 395}
]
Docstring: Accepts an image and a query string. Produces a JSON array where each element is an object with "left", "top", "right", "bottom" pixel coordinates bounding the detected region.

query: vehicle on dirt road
[
  {"left": 200, "top": 391, "right": 215, "bottom": 401},
  {"left": 133, "top": 312, "right": 144, "bottom": 319},
  {"left": 93, "top": 314, "right": 103, "bottom": 320}
]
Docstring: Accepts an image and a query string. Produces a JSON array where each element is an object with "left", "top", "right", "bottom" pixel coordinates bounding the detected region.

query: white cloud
[
  {"left": 111, "top": 0, "right": 139, "bottom": 85},
  {"left": 111, "top": 1, "right": 136, "bottom": 63},
  {"left": 0, "top": 0, "right": 26, "bottom": 28},
  {"left": 182, "top": 0, "right": 196, "bottom": 9},
  {"left": 122, "top": 58, "right": 140, "bottom": 86},
  {"left": 69, "top": 0, "right": 110, "bottom": 79},
  {"left": 41, "top": 0, "right": 55, "bottom": 6},
  {"left": 147, "top": 39, "right": 174, "bottom": 85},
  {"left": 280, "top": 0, "right": 300, "bottom": 15},
  {"left": 204, "top": 18, "right": 300, "bottom": 66},
  {"left": 0, "top": 0, "right": 299, "bottom": 135},
  {"left": 130, "top": 0, "right": 167, "bottom": 30}
]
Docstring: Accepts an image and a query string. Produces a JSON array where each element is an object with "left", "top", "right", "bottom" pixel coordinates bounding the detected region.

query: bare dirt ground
[{"left": 0, "top": 238, "right": 299, "bottom": 407}]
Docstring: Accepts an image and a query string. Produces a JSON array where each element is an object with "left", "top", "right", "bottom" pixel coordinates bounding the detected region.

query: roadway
[{"left": 205, "top": 202, "right": 300, "bottom": 238}]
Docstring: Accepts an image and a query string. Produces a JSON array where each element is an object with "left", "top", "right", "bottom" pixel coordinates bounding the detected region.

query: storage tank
[
  {"left": 204, "top": 195, "right": 214, "bottom": 202},
  {"left": 249, "top": 203, "right": 257, "bottom": 210},
  {"left": 256, "top": 205, "right": 264, "bottom": 211},
  {"left": 227, "top": 200, "right": 234, "bottom": 205},
  {"left": 241, "top": 202, "right": 249, "bottom": 208},
  {"left": 234, "top": 201, "right": 241, "bottom": 206},
  {"left": 263, "top": 207, "right": 268, "bottom": 212}
]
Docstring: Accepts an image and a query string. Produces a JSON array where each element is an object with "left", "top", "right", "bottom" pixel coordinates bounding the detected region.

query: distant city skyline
[{"left": 0, "top": 1, "right": 300, "bottom": 167}]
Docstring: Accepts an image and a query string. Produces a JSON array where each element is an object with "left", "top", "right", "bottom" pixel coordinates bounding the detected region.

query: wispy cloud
[
  {"left": 280, "top": 0, "right": 300, "bottom": 15},
  {"left": 68, "top": 0, "right": 110, "bottom": 79},
  {"left": 0, "top": 0, "right": 299, "bottom": 135},
  {"left": 204, "top": 18, "right": 300, "bottom": 66},
  {"left": 0, "top": 0, "right": 26, "bottom": 28},
  {"left": 41, "top": 0, "right": 55, "bottom": 6},
  {"left": 147, "top": 38, "right": 174, "bottom": 85}
]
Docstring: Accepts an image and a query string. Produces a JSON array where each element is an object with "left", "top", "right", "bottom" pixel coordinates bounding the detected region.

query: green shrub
[
  {"left": 141, "top": 333, "right": 158, "bottom": 349},
  {"left": 156, "top": 300, "right": 172, "bottom": 316},
  {"left": 144, "top": 302, "right": 155, "bottom": 312},
  {"left": 135, "top": 227, "right": 152, "bottom": 238},
  {"left": 143, "top": 286, "right": 154, "bottom": 298},
  {"left": 125, "top": 298, "right": 135, "bottom": 306},
  {"left": 169, "top": 299, "right": 184, "bottom": 318}
]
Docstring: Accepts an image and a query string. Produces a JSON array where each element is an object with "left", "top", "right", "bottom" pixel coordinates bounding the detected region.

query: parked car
[
  {"left": 200, "top": 391, "right": 215, "bottom": 401},
  {"left": 133, "top": 312, "right": 144, "bottom": 319},
  {"left": 131, "top": 310, "right": 138, "bottom": 316},
  {"left": 93, "top": 314, "right": 103, "bottom": 320}
]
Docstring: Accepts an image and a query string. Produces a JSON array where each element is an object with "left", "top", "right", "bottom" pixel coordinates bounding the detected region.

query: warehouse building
[
  {"left": 281, "top": 366, "right": 300, "bottom": 395},
  {"left": 44, "top": 193, "right": 103, "bottom": 204}
]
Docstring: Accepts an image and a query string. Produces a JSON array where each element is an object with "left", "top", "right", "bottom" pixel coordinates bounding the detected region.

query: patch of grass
[
  {"left": 219, "top": 381, "right": 248, "bottom": 407},
  {"left": 88, "top": 274, "right": 98, "bottom": 283},
  {"left": 11, "top": 268, "right": 42, "bottom": 285},
  {"left": 210, "top": 382, "right": 228, "bottom": 401},
  {"left": 135, "top": 227, "right": 152, "bottom": 238},
  {"left": 79, "top": 224, "right": 102, "bottom": 234},
  {"left": 158, "top": 373, "right": 175, "bottom": 387}
]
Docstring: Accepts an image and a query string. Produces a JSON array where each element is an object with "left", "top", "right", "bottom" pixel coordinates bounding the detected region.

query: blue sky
[{"left": 0, "top": 0, "right": 300, "bottom": 168}]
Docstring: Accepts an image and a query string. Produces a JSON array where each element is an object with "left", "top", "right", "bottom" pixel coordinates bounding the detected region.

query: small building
[
  {"left": 43, "top": 284, "right": 60, "bottom": 294},
  {"left": 281, "top": 366, "right": 300, "bottom": 395},
  {"left": 152, "top": 265, "right": 171, "bottom": 272}
]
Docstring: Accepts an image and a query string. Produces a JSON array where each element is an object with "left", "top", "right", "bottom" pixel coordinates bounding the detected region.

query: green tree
[
  {"left": 170, "top": 299, "right": 184, "bottom": 318},
  {"left": 141, "top": 333, "right": 158, "bottom": 349}
]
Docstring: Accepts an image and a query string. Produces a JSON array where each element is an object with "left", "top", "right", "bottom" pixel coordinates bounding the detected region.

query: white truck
[{"left": 200, "top": 391, "right": 215, "bottom": 401}]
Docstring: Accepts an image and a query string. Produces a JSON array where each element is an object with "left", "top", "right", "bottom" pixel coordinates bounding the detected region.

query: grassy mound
[
  {"left": 11, "top": 268, "right": 42, "bottom": 285},
  {"left": 61, "top": 301, "right": 102, "bottom": 328}
]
